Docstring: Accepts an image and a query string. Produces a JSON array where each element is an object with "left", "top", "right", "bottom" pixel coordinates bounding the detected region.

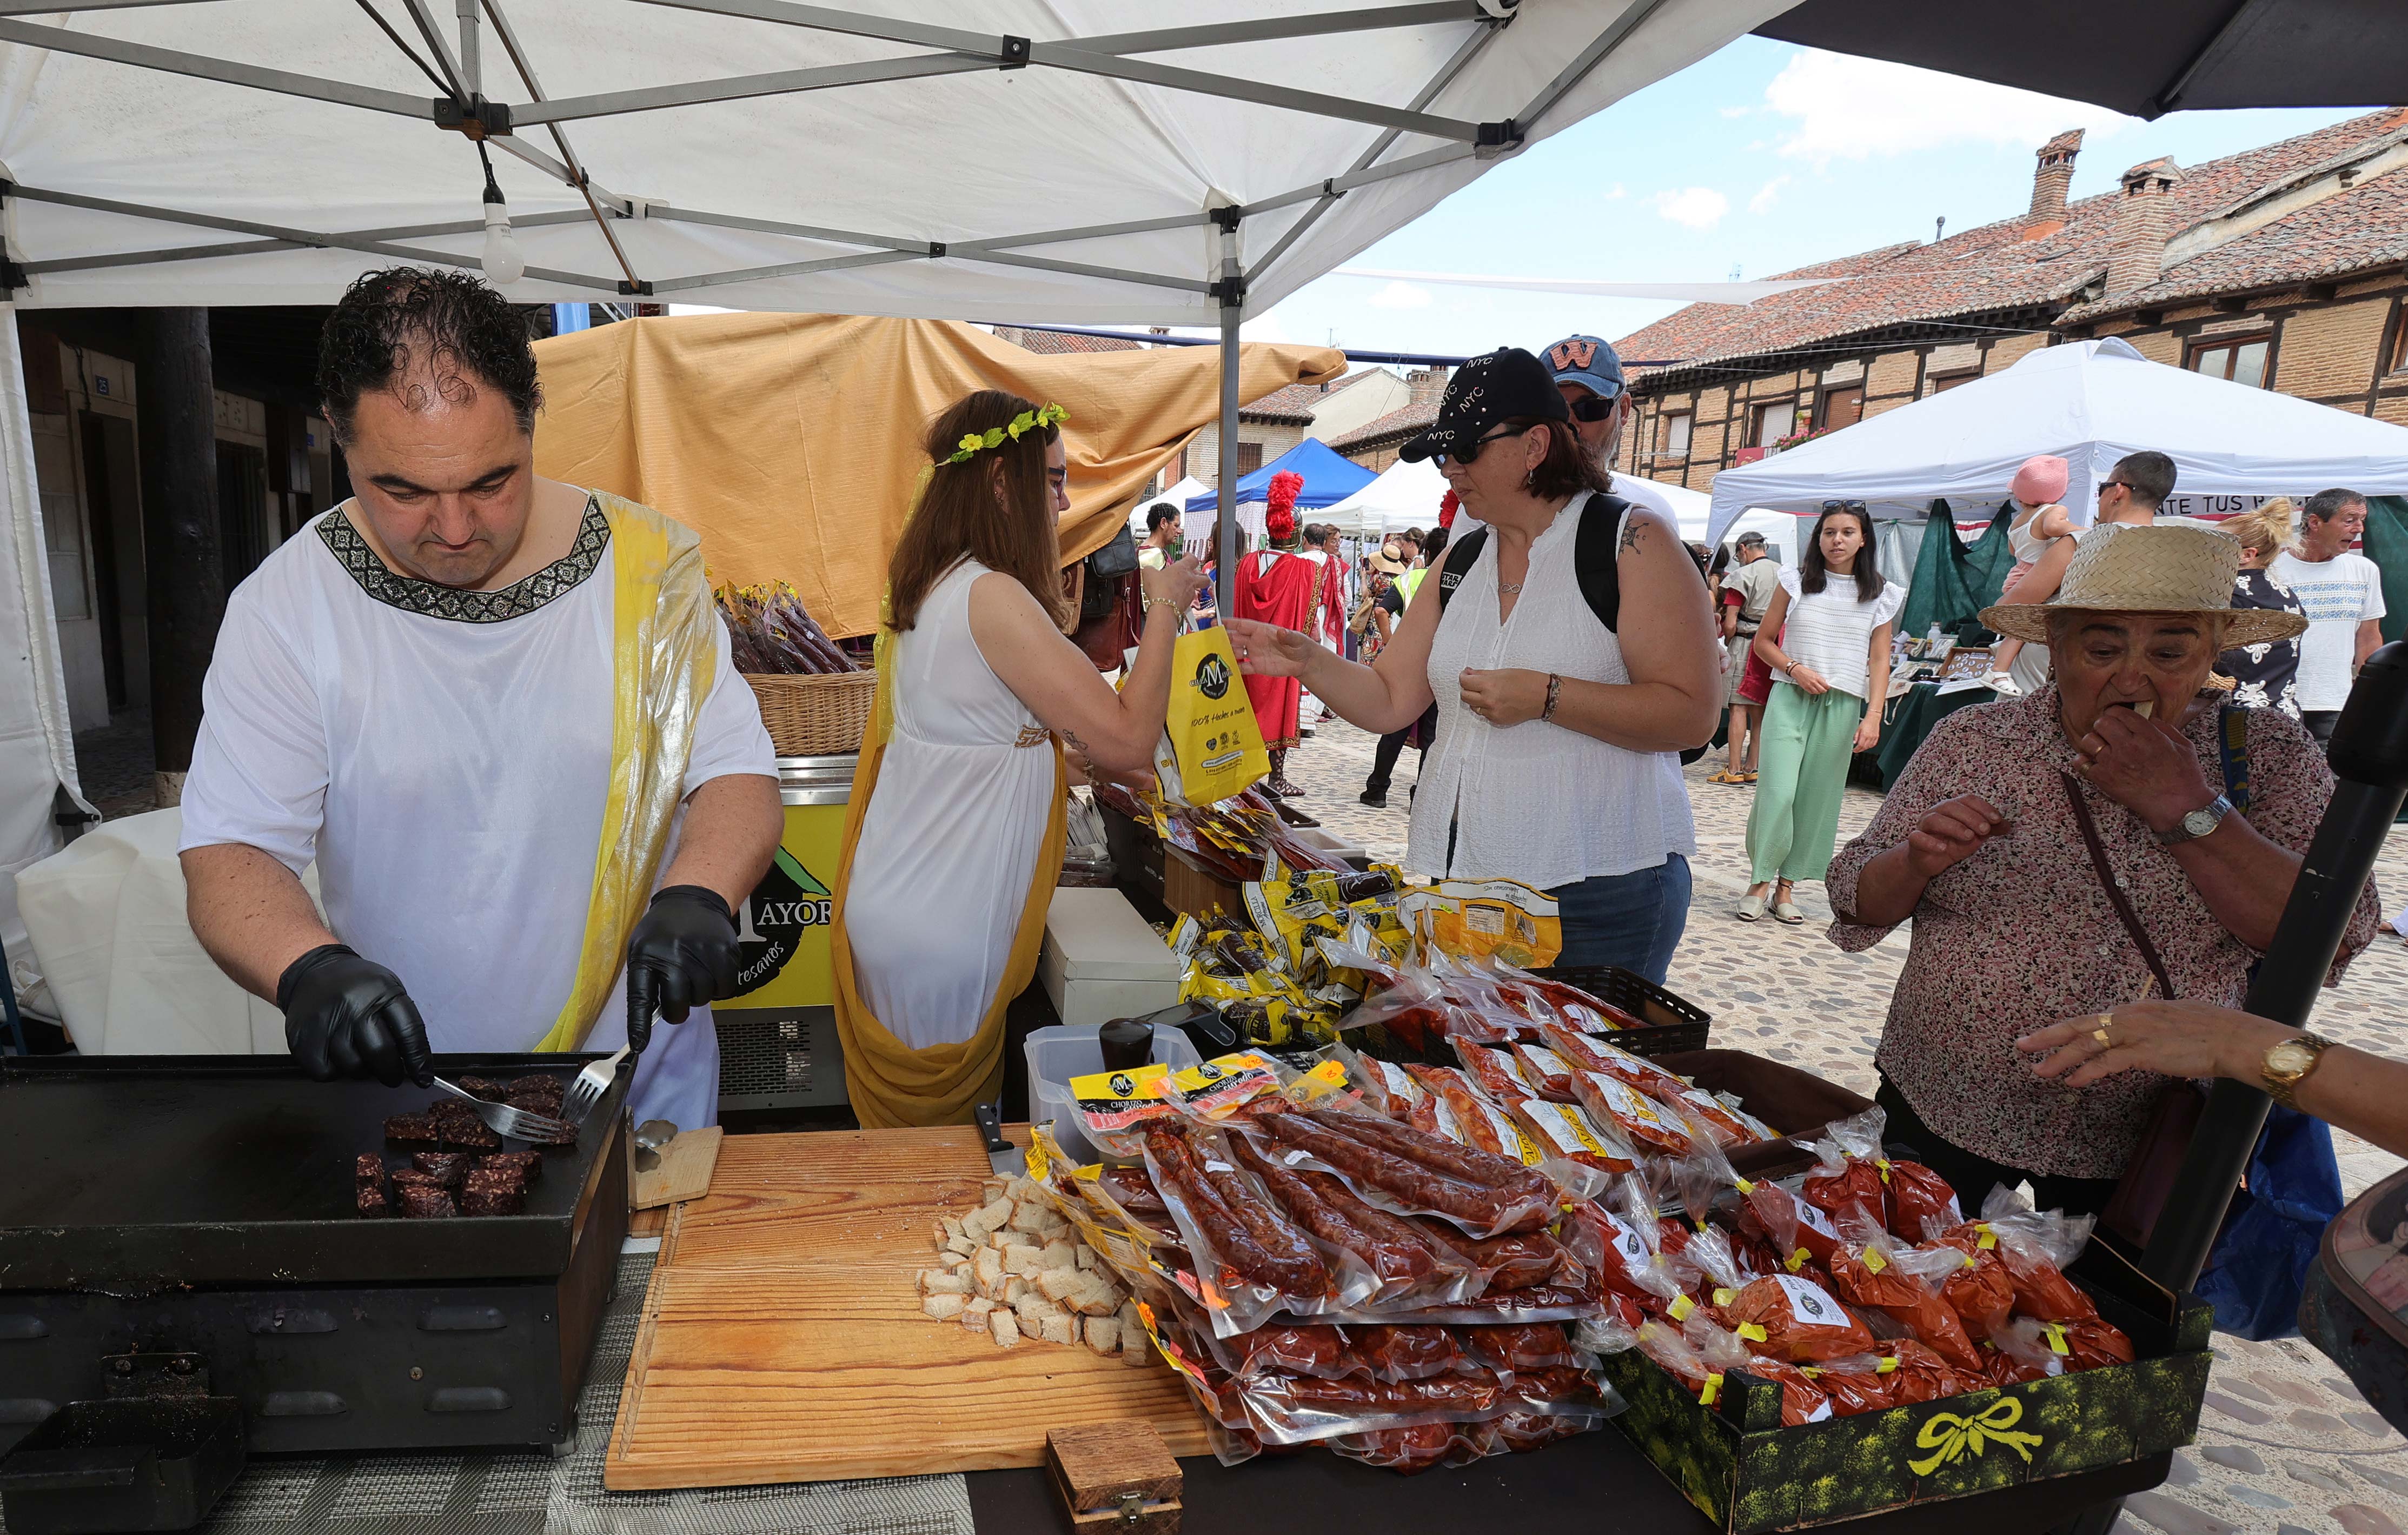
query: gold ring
[{"left": 2091, "top": 1012, "right": 2114, "bottom": 1048}]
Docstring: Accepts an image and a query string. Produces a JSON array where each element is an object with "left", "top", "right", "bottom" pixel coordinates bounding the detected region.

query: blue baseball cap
[{"left": 1542, "top": 334, "right": 1625, "bottom": 400}]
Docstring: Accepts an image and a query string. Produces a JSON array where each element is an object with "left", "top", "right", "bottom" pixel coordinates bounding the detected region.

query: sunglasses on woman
[{"left": 1440, "top": 423, "right": 1533, "bottom": 466}]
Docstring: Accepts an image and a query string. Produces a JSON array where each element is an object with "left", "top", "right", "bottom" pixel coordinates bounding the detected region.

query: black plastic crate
[{"left": 1528, "top": 965, "right": 1713, "bottom": 1058}]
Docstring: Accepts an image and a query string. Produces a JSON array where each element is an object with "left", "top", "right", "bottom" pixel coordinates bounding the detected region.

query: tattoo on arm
[
  {"left": 1619, "top": 515, "right": 1646, "bottom": 555},
  {"left": 1062, "top": 730, "right": 1088, "bottom": 756}
]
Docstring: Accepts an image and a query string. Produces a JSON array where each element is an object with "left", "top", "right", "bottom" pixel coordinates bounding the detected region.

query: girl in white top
[
  {"left": 1740, "top": 503, "right": 1903, "bottom": 923},
  {"left": 1224, "top": 346, "right": 1721, "bottom": 982},
  {"left": 836, "top": 391, "right": 1205, "bottom": 1125}
]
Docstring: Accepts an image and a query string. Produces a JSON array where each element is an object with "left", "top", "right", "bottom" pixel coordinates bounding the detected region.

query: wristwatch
[
  {"left": 2153, "top": 793, "right": 2233, "bottom": 847},
  {"left": 2260, "top": 1031, "right": 2334, "bottom": 1109}
]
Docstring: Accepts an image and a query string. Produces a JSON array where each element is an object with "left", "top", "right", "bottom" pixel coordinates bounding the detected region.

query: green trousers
[{"left": 1745, "top": 683, "right": 1866, "bottom": 883}]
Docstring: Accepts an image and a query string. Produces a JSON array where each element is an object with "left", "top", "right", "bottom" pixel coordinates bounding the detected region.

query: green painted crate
[{"left": 1598, "top": 1241, "right": 2213, "bottom": 1533}]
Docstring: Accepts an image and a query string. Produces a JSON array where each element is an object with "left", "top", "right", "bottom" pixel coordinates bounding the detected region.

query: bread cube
[
  {"left": 1084, "top": 1317, "right": 1120, "bottom": 1354},
  {"left": 1036, "top": 1268, "right": 1085, "bottom": 1304},
  {"left": 960, "top": 1298, "right": 995, "bottom": 1332},
  {"left": 973, "top": 1247, "right": 1005, "bottom": 1293},
  {"left": 1037, "top": 1312, "right": 1079, "bottom": 1346},
  {"left": 989, "top": 1309, "right": 1019, "bottom": 1349},
  {"left": 1040, "top": 1240, "right": 1078, "bottom": 1272},
  {"left": 922, "top": 1293, "right": 968, "bottom": 1321},
  {"left": 1001, "top": 1242, "right": 1043, "bottom": 1277},
  {"left": 918, "top": 1269, "right": 970, "bottom": 1295},
  {"left": 1074, "top": 1246, "right": 1097, "bottom": 1272}
]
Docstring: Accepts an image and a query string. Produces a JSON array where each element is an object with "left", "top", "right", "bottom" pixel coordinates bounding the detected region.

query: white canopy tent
[
  {"left": 1706, "top": 337, "right": 2408, "bottom": 544},
  {"left": 1321, "top": 455, "right": 1448, "bottom": 537},
  {"left": 0, "top": 0, "right": 1793, "bottom": 1012},
  {"left": 1129, "top": 476, "right": 1210, "bottom": 534}
]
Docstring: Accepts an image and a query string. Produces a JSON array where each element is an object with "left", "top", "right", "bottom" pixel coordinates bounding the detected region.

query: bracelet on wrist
[{"left": 1542, "top": 672, "right": 1562, "bottom": 722}]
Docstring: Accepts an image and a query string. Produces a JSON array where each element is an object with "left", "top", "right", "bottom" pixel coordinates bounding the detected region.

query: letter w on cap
[{"left": 1549, "top": 340, "right": 1597, "bottom": 371}]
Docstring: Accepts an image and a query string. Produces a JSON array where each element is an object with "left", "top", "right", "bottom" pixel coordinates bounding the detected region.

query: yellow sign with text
[{"left": 722, "top": 801, "right": 845, "bottom": 1008}]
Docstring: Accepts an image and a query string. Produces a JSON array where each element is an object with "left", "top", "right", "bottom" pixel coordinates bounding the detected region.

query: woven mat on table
[{"left": 4, "top": 1251, "right": 974, "bottom": 1535}]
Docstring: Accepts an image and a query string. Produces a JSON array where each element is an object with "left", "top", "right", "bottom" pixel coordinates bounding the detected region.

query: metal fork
[
  {"left": 430, "top": 1075, "right": 578, "bottom": 1142},
  {"left": 561, "top": 1044, "right": 629, "bottom": 1125}
]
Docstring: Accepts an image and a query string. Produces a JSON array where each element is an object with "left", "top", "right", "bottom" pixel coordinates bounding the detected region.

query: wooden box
[{"left": 1045, "top": 1421, "right": 1182, "bottom": 1534}]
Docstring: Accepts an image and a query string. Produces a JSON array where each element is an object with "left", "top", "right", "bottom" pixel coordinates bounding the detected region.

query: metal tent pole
[
  {"left": 2139, "top": 641, "right": 2408, "bottom": 1293},
  {"left": 1213, "top": 207, "right": 1243, "bottom": 618}
]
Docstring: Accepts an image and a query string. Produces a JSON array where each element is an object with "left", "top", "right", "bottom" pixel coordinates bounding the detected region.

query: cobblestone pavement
[{"left": 1281, "top": 715, "right": 2408, "bottom": 1535}]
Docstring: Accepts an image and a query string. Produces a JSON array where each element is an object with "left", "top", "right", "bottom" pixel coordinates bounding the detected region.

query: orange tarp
[{"left": 532, "top": 312, "right": 1344, "bottom": 639}]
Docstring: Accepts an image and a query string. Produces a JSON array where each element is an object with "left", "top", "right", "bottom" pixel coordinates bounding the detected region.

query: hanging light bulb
[{"left": 477, "top": 146, "right": 526, "bottom": 286}]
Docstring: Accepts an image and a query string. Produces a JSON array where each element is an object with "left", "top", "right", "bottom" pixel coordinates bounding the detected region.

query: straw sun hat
[{"left": 1980, "top": 522, "right": 2307, "bottom": 648}]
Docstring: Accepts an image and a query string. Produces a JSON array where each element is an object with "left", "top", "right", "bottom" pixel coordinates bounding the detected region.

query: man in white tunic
[{"left": 177, "top": 269, "right": 781, "bottom": 1129}]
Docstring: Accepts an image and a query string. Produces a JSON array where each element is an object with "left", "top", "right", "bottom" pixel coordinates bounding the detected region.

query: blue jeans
[{"left": 1546, "top": 854, "right": 1690, "bottom": 985}]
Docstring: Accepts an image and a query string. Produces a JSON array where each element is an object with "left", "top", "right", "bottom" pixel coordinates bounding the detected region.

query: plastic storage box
[{"left": 1024, "top": 1023, "right": 1202, "bottom": 1165}]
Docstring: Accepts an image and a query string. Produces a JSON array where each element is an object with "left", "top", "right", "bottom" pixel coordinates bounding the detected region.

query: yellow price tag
[
  {"left": 1876, "top": 1356, "right": 1898, "bottom": 1374},
  {"left": 1667, "top": 1294, "right": 1694, "bottom": 1321},
  {"left": 1862, "top": 1247, "right": 1889, "bottom": 1274},
  {"left": 2042, "top": 1323, "right": 2071, "bottom": 1357},
  {"left": 1975, "top": 1225, "right": 1998, "bottom": 1250},
  {"left": 1712, "top": 1287, "right": 1737, "bottom": 1307},
  {"left": 1787, "top": 1248, "right": 1810, "bottom": 1273},
  {"left": 1736, "top": 1323, "right": 1768, "bottom": 1343},
  {"left": 1700, "top": 1373, "right": 1722, "bottom": 1406},
  {"left": 1733, "top": 1177, "right": 1756, "bottom": 1193}
]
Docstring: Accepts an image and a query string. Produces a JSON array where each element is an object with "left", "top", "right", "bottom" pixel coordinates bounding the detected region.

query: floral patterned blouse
[
  {"left": 2219, "top": 568, "right": 2305, "bottom": 719},
  {"left": 1826, "top": 685, "right": 2378, "bottom": 1179}
]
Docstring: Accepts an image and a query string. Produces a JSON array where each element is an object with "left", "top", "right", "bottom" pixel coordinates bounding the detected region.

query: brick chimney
[
  {"left": 2104, "top": 157, "right": 2182, "bottom": 298},
  {"left": 2023, "top": 128, "right": 2084, "bottom": 239},
  {"left": 1407, "top": 365, "right": 1450, "bottom": 410}
]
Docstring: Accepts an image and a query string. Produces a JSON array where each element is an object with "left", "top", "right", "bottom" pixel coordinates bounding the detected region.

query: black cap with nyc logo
[{"left": 1399, "top": 346, "right": 1570, "bottom": 464}]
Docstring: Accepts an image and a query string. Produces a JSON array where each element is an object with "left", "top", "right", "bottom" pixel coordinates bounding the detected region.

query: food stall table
[{"left": 1866, "top": 681, "right": 1998, "bottom": 789}]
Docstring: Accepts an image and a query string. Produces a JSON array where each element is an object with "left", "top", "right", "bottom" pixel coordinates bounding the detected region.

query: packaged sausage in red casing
[
  {"left": 1490, "top": 962, "right": 1644, "bottom": 1034},
  {"left": 1239, "top": 1366, "right": 1511, "bottom": 1445},
  {"left": 1535, "top": 1023, "right": 1693, "bottom": 1100},
  {"left": 1661, "top": 1085, "right": 1776, "bottom": 1149},
  {"left": 1220, "top": 1324, "right": 1355, "bottom": 1379},
  {"left": 1345, "top": 1049, "right": 1427, "bottom": 1122},
  {"left": 1715, "top": 1273, "right": 1878, "bottom": 1363},
  {"left": 1410, "top": 1065, "right": 1545, "bottom": 1169},
  {"left": 1689, "top": 1318, "right": 1833, "bottom": 1426},
  {"left": 1348, "top": 1324, "right": 1470, "bottom": 1380},
  {"left": 1329, "top": 1421, "right": 1492, "bottom": 1474},
  {"left": 1500, "top": 1094, "right": 1638, "bottom": 1194},
  {"left": 1452, "top": 1040, "right": 1541, "bottom": 1104},
  {"left": 1252, "top": 1105, "right": 1562, "bottom": 1239},
  {"left": 1141, "top": 1118, "right": 1350, "bottom": 1332},
  {"left": 1448, "top": 1227, "right": 1568, "bottom": 1291},
  {"left": 1226, "top": 1133, "right": 1481, "bottom": 1306},
  {"left": 1569, "top": 1071, "right": 1696, "bottom": 1159},
  {"left": 1802, "top": 1354, "right": 1896, "bottom": 1416},
  {"left": 1492, "top": 1410, "right": 1598, "bottom": 1454},
  {"left": 1508, "top": 1042, "right": 1583, "bottom": 1103},
  {"left": 1459, "top": 1321, "right": 1583, "bottom": 1374}
]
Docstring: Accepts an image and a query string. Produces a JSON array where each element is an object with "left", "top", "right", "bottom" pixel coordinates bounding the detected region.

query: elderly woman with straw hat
[{"left": 1825, "top": 524, "right": 2380, "bottom": 1217}]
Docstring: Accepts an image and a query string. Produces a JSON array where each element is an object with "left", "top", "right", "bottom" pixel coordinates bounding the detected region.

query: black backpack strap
[
  {"left": 1433, "top": 528, "right": 1487, "bottom": 614},
  {"left": 1430, "top": 495, "right": 1632, "bottom": 633},
  {"left": 1573, "top": 491, "right": 1629, "bottom": 634}
]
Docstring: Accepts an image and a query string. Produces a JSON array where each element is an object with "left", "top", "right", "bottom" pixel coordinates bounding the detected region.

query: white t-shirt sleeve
[
  {"left": 682, "top": 613, "right": 779, "bottom": 795},
  {"left": 2359, "top": 555, "right": 2388, "bottom": 621},
  {"left": 1777, "top": 566, "right": 1802, "bottom": 602},
  {"left": 1870, "top": 581, "right": 1907, "bottom": 629},
  {"left": 177, "top": 583, "right": 328, "bottom": 874}
]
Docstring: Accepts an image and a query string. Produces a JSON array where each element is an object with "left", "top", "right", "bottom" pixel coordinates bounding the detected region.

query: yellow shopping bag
[{"left": 1153, "top": 624, "right": 1269, "bottom": 806}]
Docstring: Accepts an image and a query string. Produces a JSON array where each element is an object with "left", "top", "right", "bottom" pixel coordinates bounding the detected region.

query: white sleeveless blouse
[{"left": 1404, "top": 499, "right": 1697, "bottom": 889}]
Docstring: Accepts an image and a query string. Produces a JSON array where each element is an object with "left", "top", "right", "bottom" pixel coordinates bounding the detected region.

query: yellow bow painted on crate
[
  {"left": 1906, "top": 1397, "right": 2045, "bottom": 1477},
  {"left": 533, "top": 493, "right": 719, "bottom": 1053}
]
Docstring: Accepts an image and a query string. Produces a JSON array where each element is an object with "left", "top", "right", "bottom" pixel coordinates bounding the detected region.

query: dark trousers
[
  {"left": 2302, "top": 709, "right": 2341, "bottom": 750},
  {"left": 1364, "top": 702, "right": 1440, "bottom": 796},
  {"left": 1875, "top": 1075, "right": 2121, "bottom": 1224}
]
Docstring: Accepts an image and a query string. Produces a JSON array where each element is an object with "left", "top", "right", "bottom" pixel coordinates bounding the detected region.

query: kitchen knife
[{"left": 973, "top": 1101, "right": 1026, "bottom": 1179}]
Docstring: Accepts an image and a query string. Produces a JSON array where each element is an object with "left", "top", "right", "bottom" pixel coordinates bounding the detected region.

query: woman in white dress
[{"left": 834, "top": 391, "right": 1205, "bottom": 1125}]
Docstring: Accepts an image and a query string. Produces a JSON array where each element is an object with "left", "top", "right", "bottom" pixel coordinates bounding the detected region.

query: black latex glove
[
  {"left": 277, "top": 944, "right": 433, "bottom": 1088},
  {"left": 626, "top": 885, "right": 742, "bottom": 1054}
]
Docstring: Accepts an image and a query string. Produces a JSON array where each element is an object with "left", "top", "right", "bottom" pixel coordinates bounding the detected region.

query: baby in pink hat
[{"left": 1989, "top": 454, "right": 2074, "bottom": 691}]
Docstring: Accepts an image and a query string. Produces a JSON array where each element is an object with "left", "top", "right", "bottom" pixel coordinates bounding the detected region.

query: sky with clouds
[{"left": 1221, "top": 37, "right": 2364, "bottom": 361}]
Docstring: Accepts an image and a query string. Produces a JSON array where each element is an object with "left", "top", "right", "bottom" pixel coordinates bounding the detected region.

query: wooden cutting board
[
  {"left": 605, "top": 1125, "right": 1210, "bottom": 1490},
  {"left": 632, "top": 1126, "right": 722, "bottom": 1210}
]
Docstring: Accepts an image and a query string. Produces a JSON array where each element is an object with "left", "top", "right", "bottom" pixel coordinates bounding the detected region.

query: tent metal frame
[{"left": 0, "top": 0, "right": 1666, "bottom": 606}]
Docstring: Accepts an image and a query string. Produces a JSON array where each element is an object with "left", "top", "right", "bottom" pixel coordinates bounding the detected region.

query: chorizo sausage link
[
  {"left": 1306, "top": 1108, "right": 1557, "bottom": 1205},
  {"left": 1145, "top": 1121, "right": 1328, "bottom": 1297},
  {"left": 1228, "top": 1135, "right": 1440, "bottom": 1289},
  {"left": 1257, "top": 1112, "right": 1530, "bottom": 1232}
]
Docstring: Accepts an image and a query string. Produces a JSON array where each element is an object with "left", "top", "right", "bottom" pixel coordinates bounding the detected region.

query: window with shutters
[
  {"left": 1657, "top": 412, "right": 1691, "bottom": 460},
  {"left": 1236, "top": 441, "right": 1263, "bottom": 475},
  {"left": 1817, "top": 384, "right": 1864, "bottom": 430},
  {"left": 1752, "top": 400, "right": 1794, "bottom": 447}
]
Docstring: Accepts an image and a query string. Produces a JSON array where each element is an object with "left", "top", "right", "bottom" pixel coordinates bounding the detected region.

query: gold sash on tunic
[
  {"left": 533, "top": 492, "right": 718, "bottom": 1053},
  {"left": 830, "top": 608, "right": 1068, "bottom": 1128}
]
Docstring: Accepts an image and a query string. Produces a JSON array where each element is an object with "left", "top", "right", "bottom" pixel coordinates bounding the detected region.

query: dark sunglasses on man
[
  {"left": 1440, "top": 423, "right": 1533, "bottom": 466},
  {"left": 1567, "top": 391, "right": 1622, "bottom": 422}
]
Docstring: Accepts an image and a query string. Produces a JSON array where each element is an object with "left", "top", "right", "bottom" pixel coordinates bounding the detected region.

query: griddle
[
  {"left": 0, "top": 1053, "right": 631, "bottom": 1465},
  {"left": 0, "top": 1053, "right": 627, "bottom": 1291}
]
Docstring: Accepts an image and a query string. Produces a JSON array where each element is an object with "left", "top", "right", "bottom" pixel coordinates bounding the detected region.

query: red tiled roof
[
  {"left": 1327, "top": 399, "right": 1435, "bottom": 452},
  {"left": 1613, "top": 110, "right": 2408, "bottom": 377},
  {"left": 1241, "top": 368, "right": 1381, "bottom": 424},
  {"left": 996, "top": 326, "right": 1143, "bottom": 355},
  {"left": 2062, "top": 158, "right": 2408, "bottom": 323}
]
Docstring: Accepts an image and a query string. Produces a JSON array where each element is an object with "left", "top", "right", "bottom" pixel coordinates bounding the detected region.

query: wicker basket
[{"left": 743, "top": 670, "right": 874, "bottom": 756}]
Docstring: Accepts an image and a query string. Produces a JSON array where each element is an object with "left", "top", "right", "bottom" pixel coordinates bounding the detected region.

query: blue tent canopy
[{"left": 1186, "top": 436, "right": 1377, "bottom": 516}]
